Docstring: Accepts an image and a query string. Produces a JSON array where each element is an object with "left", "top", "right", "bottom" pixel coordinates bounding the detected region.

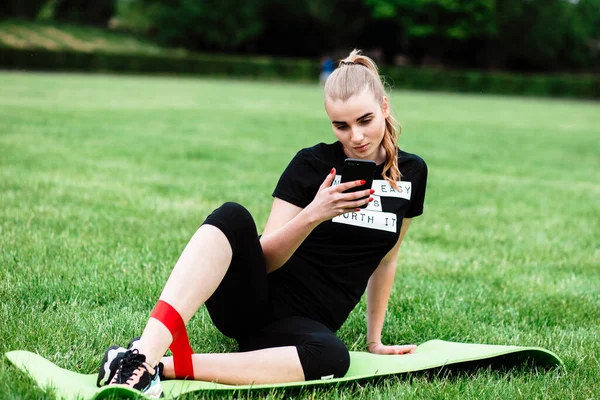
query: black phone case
[{"left": 340, "top": 158, "right": 376, "bottom": 208}]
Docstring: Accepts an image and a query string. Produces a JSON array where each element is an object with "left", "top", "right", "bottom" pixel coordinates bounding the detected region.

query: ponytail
[{"left": 324, "top": 49, "right": 402, "bottom": 188}]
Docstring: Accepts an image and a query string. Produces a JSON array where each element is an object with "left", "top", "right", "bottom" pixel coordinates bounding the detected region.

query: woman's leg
[
  {"left": 161, "top": 347, "right": 304, "bottom": 384},
  {"left": 132, "top": 202, "right": 268, "bottom": 365},
  {"left": 159, "top": 316, "right": 350, "bottom": 385},
  {"left": 124, "top": 202, "right": 306, "bottom": 385},
  {"left": 131, "top": 223, "right": 233, "bottom": 366}
]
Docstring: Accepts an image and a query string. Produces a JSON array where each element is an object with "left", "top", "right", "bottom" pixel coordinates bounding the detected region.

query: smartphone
[{"left": 340, "top": 158, "right": 376, "bottom": 208}]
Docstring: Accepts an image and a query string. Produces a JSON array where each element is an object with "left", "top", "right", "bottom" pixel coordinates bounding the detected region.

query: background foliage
[{"left": 1, "top": 0, "right": 599, "bottom": 73}]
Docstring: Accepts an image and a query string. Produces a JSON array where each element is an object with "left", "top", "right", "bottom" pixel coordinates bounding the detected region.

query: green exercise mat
[{"left": 5, "top": 339, "right": 562, "bottom": 400}]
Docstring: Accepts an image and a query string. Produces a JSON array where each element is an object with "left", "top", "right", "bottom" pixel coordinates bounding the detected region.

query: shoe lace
[{"left": 114, "top": 349, "right": 145, "bottom": 384}]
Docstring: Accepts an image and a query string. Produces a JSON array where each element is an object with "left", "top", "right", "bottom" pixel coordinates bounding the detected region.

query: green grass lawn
[{"left": 0, "top": 71, "right": 598, "bottom": 399}]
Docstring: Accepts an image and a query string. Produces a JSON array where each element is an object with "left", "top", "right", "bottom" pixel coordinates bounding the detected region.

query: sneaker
[
  {"left": 97, "top": 337, "right": 141, "bottom": 387},
  {"left": 109, "top": 349, "right": 162, "bottom": 398}
]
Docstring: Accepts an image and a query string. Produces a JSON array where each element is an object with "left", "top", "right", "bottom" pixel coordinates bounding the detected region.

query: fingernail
[
  {"left": 369, "top": 197, "right": 374, "bottom": 202},
  {"left": 360, "top": 180, "right": 366, "bottom": 185},
  {"left": 370, "top": 189, "right": 375, "bottom": 194},
  {"left": 355, "top": 208, "right": 361, "bottom": 212},
  {"left": 330, "top": 168, "right": 335, "bottom": 174}
]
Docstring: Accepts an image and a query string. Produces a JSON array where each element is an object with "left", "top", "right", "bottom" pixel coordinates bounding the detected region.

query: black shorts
[{"left": 202, "top": 202, "right": 350, "bottom": 380}]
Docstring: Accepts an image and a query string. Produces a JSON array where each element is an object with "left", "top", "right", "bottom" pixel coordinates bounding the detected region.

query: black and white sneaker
[
  {"left": 109, "top": 349, "right": 162, "bottom": 398},
  {"left": 97, "top": 337, "right": 141, "bottom": 387}
]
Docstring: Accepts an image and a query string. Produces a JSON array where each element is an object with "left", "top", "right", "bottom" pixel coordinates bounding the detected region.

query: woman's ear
[{"left": 382, "top": 96, "right": 390, "bottom": 118}]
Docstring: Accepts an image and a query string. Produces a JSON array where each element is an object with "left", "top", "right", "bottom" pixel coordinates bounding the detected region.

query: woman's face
[{"left": 325, "top": 89, "right": 389, "bottom": 164}]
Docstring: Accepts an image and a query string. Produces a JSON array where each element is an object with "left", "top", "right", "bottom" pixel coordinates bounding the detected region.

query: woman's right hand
[{"left": 303, "top": 168, "right": 374, "bottom": 224}]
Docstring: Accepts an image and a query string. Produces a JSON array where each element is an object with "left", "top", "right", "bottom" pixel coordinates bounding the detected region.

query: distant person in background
[
  {"left": 320, "top": 56, "right": 335, "bottom": 85},
  {"left": 96, "top": 49, "right": 427, "bottom": 399}
]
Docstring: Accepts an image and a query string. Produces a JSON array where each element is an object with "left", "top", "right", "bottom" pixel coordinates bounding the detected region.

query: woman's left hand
[{"left": 367, "top": 342, "right": 417, "bottom": 355}]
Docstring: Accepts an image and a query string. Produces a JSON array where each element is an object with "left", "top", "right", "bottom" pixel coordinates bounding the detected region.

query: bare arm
[
  {"left": 366, "top": 218, "right": 417, "bottom": 355},
  {"left": 260, "top": 199, "right": 319, "bottom": 273},
  {"left": 260, "top": 168, "right": 374, "bottom": 273}
]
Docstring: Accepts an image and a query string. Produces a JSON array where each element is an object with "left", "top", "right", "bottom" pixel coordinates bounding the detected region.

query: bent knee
[
  {"left": 202, "top": 202, "right": 258, "bottom": 250},
  {"left": 212, "top": 202, "right": 253, "bottom": 224},
  {"left": 297, "top": 333, "right": 350, "bottom": 381}
]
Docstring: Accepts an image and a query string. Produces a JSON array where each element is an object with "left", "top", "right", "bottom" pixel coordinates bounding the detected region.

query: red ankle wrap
[{"left": 150, "top": 300, "right": 194, "bottom": 379}]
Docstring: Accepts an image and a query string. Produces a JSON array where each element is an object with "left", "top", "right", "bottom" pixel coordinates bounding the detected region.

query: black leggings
[{"left": 202, "top": 202, "right": 350, "bottom": 381}]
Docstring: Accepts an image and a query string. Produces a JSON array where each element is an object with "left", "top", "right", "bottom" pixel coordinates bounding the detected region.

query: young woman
[{"left": 97, "top": 49, "right": 428, "bottom": 398}]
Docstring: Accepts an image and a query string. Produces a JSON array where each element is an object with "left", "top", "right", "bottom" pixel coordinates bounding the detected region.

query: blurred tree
[
  {"left": 364, "top": 0, "right": 496, "bottom": 64},
  {"left": 52, "top": 0, "right": 117, "bottom": 25},
  {"left": 5, "top": 0, "right": 592, "bottom": 72},
  {"left": 0, "top": 0, "right": 47, "bottom": 19},
  {"left": 366, "top": 0, "right": 495, "bottom": 39},
  {"left": 493, "top": 0, "right": 600, "bottom": 71},
  {"left": 253, "top": 0, "right": 373, "bottom": 57},
  {"left": 111, "top": 0, "right": 599, "bottom": 71},
  {"left": 113, "top": 0, "right": 156, "bottom": 32},
  {"left": 578, "top": 0, "right": 600, "bottom": 40},
  {"left": 494, "top": 0, "right": 572, "bottom": 70},
  {"left": 136, "top": 0, "right": 263, "bottom": 50},
  {"left": 574, "top": 0, "right": 600, "bottom": 70},
  {"left": 364, "top": 0, "right": 600, "bottom": 71}
]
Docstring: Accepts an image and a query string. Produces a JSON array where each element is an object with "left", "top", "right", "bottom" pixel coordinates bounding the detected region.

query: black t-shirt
[{"left": 268, "top": 141, "right": 428, "bottom": 332}]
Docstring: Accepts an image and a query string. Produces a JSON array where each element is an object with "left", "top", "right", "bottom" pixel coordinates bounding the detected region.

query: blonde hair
[{"left": 324, "top": 49, "right": 402, "bottom": 188}]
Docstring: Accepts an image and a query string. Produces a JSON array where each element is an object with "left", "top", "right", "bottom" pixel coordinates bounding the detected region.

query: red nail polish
[
  {"left": 360, "top": 180, "right": 366, "bottom": 185},
  {"left": 330, "top": 168, "right": 335, "bottom": 174},
  {"left": 355, "top": 208, "right": 361, "bottom": 212},
  {"left": 369, "top": 197, "right": 374, "bottom": 202},
  {"left": 370, "top": 189, "right": 375, "bottom": 194}
]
